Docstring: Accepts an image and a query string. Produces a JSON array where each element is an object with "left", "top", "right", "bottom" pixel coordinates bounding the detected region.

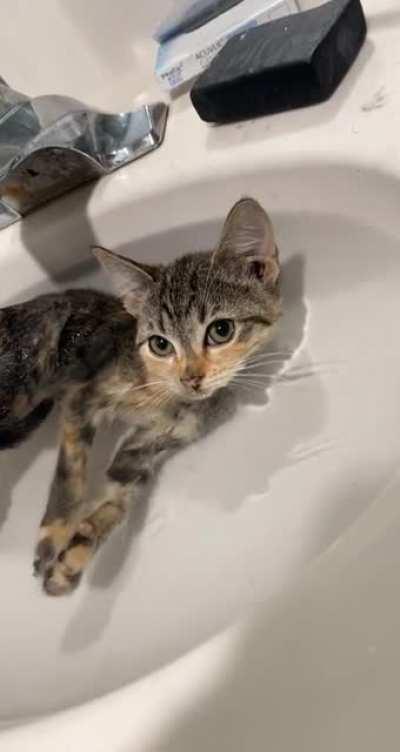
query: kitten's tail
[{"left": 0, "top": 399, "right": 54, "bottom": 450}]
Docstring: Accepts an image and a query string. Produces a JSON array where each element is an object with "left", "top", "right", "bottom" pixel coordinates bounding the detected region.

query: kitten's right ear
[
  {"left": 92, "top": 246, "right": 157, "bottom": 310},
  {"left": 216, "top": 198, "right": 279, "bottom": 287}
]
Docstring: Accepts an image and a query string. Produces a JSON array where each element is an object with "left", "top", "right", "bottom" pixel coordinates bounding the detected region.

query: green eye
[
  {"left": 148, "top": 335, "right": 175, "bottom": 357},
  {"left": 206, "top": 319, "right": 235, "bottom": 346}
]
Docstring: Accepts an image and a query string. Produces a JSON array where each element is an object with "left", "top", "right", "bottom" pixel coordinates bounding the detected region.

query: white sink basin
[{"left": 1, "top": 159, "right": 400, "bottom": 735}]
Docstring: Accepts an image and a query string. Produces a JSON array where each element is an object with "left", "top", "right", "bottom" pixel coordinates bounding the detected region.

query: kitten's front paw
[
  {"left": 41, "top": 521, "right": 97, "bottom": 597},
  {"left": 43, "top": 563, "right": 82, "bottom": 597}
]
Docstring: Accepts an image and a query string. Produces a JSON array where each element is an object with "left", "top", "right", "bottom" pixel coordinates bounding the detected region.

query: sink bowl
[{"left": 1, "top": 161, "right": 400, "bottom": 728}]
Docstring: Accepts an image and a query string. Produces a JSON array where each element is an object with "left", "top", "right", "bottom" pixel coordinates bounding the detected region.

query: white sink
[
  {"left": 1, "top": 158, "right": 400, "bottom": 734},
  {"left": 2, "top": 1, "right": 400, "bottom": 747}
]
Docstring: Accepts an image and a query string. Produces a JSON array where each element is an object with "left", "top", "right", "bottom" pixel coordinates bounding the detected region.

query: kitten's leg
[
  {"left": 34, "top": 396, "right": 96, "bottom": 581},
  {"left": 43, "top": 431, "right": 177, "bottom": 596}
]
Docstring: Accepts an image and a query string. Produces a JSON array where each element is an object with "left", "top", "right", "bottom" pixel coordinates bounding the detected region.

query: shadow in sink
[
  {"left": 0, "top": 412, "right": 58, "bottom": 535},
  {"left": 18, "top": 181, "right": 97, "bottom": 285}
]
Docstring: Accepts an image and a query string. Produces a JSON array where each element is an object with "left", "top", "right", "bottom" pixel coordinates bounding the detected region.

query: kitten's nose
[{"left": 181, "top": 374, "right": 202, "bottom": 391}]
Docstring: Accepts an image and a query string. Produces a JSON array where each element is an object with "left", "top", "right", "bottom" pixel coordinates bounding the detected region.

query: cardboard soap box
[{"left": 155, "top": 0, "right": 300, "bottom": 91}]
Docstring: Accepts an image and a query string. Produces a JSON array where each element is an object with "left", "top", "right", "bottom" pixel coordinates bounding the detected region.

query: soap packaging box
[{"left": 155, "top": 0, "right": 300, "bottom": 91}]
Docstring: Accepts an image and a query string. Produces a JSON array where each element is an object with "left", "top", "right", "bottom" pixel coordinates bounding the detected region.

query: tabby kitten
[{"left": 0, "top": 198, "right": 281, "bottom": 595}]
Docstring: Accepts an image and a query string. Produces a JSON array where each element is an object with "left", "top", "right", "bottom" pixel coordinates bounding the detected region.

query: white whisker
[
  {"left": 233, "top": 372, "right": 270, "bottom": 382},
  {"left": 247, "top": 349, "right": 291, "bottom": 358},
  {"left": 232, "top": 380, "right": 267, "bottom": 392},
  {"left": 239, "top": 361, "right": 286, "bottom": 371},
  {"left": 129, "top": 380, "right": 165, "bottom": 393},
  {"left": 232, "top": 376, "right": 270, "bottom": 387},
  {"left": 246, "top": 359, "right": 287, "bottom": 367}
]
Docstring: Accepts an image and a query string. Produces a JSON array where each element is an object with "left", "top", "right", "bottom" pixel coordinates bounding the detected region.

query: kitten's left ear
[
  {"left": 216, "top": 197, "right": 280, "bottom": 286},
  {"left": 92, "top": 246, "right": 158, "bottom": 312}
]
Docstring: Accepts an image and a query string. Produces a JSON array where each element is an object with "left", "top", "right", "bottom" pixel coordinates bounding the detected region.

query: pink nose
[{"left": 181, "top": 374, "right": 202, "bottom": 391}]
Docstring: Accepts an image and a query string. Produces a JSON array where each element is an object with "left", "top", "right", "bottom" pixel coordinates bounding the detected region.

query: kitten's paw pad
[
  {"left": 42, "top": 526, "right": 96, "bottom": 596},
  {"left": 33, "top": 538, "right": 57, "bottom": 576},
  {"left": 43, "top": 565, "right": 82, "bottom": 596},
  {"left": 33, "top": 520, "right": 77, "bottom": 577},
  {"left": 75, "top": 519, "right": 97, "bottom": 544}
]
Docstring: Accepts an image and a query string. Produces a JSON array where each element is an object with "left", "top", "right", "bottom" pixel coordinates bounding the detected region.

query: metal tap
[{"left": 0, "top": 78, "right": 168, "bottom": 230}]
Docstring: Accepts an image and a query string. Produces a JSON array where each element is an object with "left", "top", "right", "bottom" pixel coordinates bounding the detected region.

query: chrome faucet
[{"left": 0, "top": 79, "right": 168, "bottom": 230}]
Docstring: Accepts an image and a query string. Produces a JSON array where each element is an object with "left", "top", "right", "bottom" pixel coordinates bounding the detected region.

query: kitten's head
[{"left": 94, "top": 198, "right": 281, "bottom": 401}]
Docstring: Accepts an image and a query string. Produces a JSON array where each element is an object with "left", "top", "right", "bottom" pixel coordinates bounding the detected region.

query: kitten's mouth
[
  {"left": 177, "top": 384, "right": 217, "bottom": 402},
  {"left": 183, "top": 389, "right": 210, "bottom": 402}
]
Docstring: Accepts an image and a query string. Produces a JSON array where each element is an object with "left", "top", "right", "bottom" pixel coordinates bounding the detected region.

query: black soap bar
[{"left": 191, "top": 0, "right": 367, "bottom": 123}]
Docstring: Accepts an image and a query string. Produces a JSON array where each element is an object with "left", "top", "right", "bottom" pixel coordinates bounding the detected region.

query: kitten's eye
[
  {"left": 148, "top": 335, "right": 175, "bottom": 357},
  {"left": 206, "top": 319, "right": 235, "bottom": 346}
]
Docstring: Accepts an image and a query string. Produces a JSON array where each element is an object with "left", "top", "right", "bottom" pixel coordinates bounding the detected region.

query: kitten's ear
[
  {"left": 92, "top": 246, "right": 157, "bottom": 310},
  {"left": 217, "top": 198, "right": 279, "bottom": 286}
]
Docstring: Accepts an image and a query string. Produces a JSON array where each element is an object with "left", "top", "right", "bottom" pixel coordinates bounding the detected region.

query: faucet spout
[{"left": 0, "top": 80, "right": 168, "bottom": 229}]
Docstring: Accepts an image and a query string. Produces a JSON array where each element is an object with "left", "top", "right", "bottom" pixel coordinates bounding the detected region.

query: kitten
[{"left": 0, "top": 198, "right": 281, "bottom": 595}]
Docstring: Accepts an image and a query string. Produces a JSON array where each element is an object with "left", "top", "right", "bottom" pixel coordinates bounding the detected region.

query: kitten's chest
[
  {"left": 142, "top": 404, "right": 201, "bottom": 444},
  {"left": 103, "top": 379, "right": 202, "bottom": 443}
]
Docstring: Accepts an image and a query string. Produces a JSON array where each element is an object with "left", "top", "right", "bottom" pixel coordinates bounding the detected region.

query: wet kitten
[{"left": 0, "top": 198, "right": 281, "bottom": 595}]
